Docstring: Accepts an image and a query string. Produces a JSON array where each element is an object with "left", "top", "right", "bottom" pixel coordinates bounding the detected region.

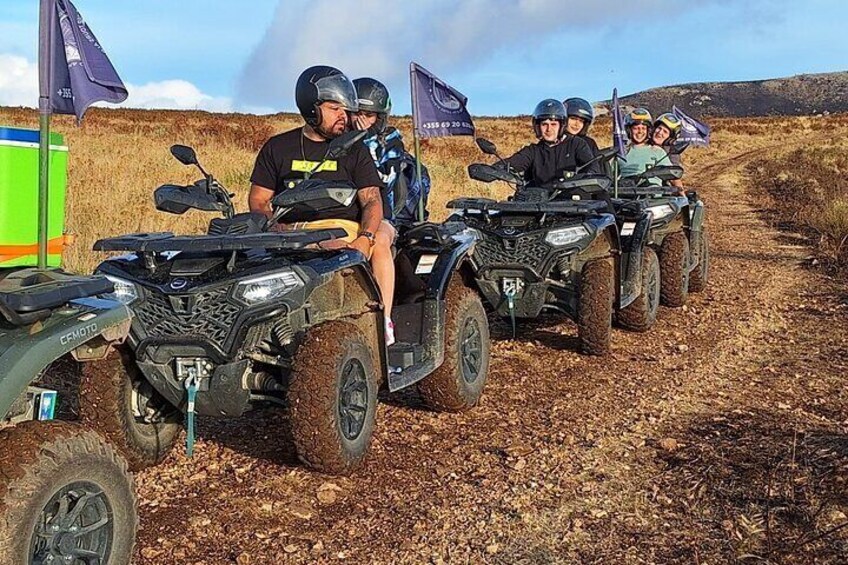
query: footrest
[{"left": 387, "top": 342, "right": 422, "bottom": 370}]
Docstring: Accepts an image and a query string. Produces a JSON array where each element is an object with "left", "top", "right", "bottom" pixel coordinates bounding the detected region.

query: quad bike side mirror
[
  {"left": 170, "top": 145, "right": 198, "bottom": 166},
  {"left": 475, "top": 137, "right": 498, "bottom": 156}
]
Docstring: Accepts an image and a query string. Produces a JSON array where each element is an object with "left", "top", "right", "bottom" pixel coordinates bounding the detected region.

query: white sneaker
[{"left": 385, "top": 318, "right": 396, "bottom": 346}]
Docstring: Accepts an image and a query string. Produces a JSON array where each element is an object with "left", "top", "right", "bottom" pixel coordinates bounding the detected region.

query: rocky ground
[{"left": 130, "top": 141, "right": 847, "bottom": 564}]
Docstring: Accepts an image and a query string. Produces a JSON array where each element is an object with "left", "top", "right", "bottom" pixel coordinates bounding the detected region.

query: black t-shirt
[
  {"left": 505, "top": 135, "right": 599, "bottom": 186},
  {"left": 251, "top": 127, "right": 385, "bottom": 222}
]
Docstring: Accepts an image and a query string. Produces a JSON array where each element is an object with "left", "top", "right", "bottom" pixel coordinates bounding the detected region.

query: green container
[{"left": 0, "top": 127, "right": 68, "bottom": 267}]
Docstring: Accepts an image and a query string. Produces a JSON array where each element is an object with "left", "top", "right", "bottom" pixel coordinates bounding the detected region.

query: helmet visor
[{"left": 315, "top": 74, "right": 359, "bottom": 112}]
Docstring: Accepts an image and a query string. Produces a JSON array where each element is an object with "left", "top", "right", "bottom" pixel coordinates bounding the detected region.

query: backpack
[{"left": 392, "top": 152, "right": 431, "bottom": 223}]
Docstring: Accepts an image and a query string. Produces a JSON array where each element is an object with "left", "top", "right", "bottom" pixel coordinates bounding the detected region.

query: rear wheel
[
  {"left": 577, "top": 258, "right": 614, "bottom": 356},
  {"left": 617, "top": 247, "right": 660, "bottom": 332},
  {"left": 289, "top": 321, "right": 378, "bottom": 475},
  {"left": 659, "top": 231, "right": 690, "bottom": 307},
  {"left": 689, "top": 228, "right": 710, "bottom": 292},
  {"left": 79, "top": 348, "right": 181, "bottom": 472},
  {"left": 418, "top": 280, "right": 490, "bottom": 412},
  {"left": 0, "top": 422, "right": 137, "bottom": 565}
]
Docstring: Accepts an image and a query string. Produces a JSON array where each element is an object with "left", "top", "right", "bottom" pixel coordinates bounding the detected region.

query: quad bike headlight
[
  {"left": 647, "top": 204, "right": 675, "bottom": 221},
  {"left": 102, "top": 276, "right": 139, "bottom": 305},
  {"left": 233, "top": 271, "right": 304, "bottom": 306},
  {"left": 544, "top": 226, "right": 589, "bottom": 247}
]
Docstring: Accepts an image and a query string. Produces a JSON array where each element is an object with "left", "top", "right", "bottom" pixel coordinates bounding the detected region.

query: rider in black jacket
[{"left": 504, "top": 99, "right": 599, "bottom": 186}]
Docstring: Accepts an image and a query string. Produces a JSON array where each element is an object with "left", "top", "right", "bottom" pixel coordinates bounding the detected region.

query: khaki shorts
[{"left": 288, "top": 219, "right": 361, "bottom": 243}]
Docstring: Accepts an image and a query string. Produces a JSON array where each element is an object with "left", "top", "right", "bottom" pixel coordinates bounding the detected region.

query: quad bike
[
  {"left": 618, "top": 162, "right": 710, "bottom": 306},
  {"left": 447, "top": 138, "right": 660, "bottom": 356},
  {"left": 80, "top": 131, "right": 490, "bottom": 476},
  {"left": 0, "top": 268, "right": 137, "bottom": 564}
]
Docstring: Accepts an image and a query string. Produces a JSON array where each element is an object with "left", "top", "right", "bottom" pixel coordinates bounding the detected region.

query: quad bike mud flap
[
  {"left": 618, "top": 213, "right": 652, "bottom": 310},
  {"left": 387, "top": 299, "right": 445, "bottom": 392},
  {"left": 687, "top": 200, "right": 706, "bottom": 273},
  {"left": 0, "top": 297, "right": 131, "bottom": 420}
]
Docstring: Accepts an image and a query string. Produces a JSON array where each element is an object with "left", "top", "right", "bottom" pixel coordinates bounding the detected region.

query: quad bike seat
[{"left": 0, "top": 268, "right": 114, "bottom": 326}]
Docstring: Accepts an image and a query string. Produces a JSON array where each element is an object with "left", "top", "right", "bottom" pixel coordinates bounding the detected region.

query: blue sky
[{"left": 0, "top": 0, "right": 846, "bottom": 115}]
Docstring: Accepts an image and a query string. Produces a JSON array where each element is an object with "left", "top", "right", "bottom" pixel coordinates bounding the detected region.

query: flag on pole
[
  {"left": 672, "top": 105, "right": 710, "bottom": 146},
  {"left": 48, "top": 0, "right": 127, "bottom": 122},
  {"left": 611, "top": 88, "right": 627, "bottom": 158},
  {"left": 410, "top": 62, "right": 474, "bottom": 139},
  {"left": 35, "top": 0, "right": 126, "bottom": 268}
]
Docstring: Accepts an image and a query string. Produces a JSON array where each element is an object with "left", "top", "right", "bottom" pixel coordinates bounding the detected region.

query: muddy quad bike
[
  {"left": 0, "top": 268, "right": 137, "bottom": 564},
  {"left": 81, "top": 131, "right": 489, "bottom": 475},
  {"left": 618, "top": 164, "right": 709, "bottom": 306},
  {"left": 447, "top": 139, "right": 658, "bottom": 355}
]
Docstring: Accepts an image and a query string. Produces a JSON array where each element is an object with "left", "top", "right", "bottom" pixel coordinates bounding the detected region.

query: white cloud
[
  {"left": 0, "top": 54, "right": 235, "bottom": 113},
  {"left": 125, "top": 80, "right": 232, "bottom": 112},
  {"left": 0, "top": 54, "right": 38, "bottom": 107},
  {"left": 235, "top": 0, "right": 722, "bottom": 110}
]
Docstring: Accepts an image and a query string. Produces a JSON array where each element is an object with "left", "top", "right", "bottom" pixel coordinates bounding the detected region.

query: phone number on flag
[{"left": 422, "top": 121, "right": 474, "bottom": 130}]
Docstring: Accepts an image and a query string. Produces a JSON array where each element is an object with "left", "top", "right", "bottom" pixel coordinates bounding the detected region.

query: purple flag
[
  {"left": 672, "top": 105, "right": 710, "bottom": 146},
  {"left": 612, "top": 88, "right": 627, "bottom": 158},
  {"left": 48, "top": 0, "right": 127, "bottom": 122},
  {"left": 410, "top": 62, "right": 474, "bottom": 139}
]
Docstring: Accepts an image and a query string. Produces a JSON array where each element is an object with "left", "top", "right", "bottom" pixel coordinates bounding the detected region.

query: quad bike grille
[
  {"left": 473, "top": 232, "right": 551, "bottom": 273},
  {"left": 133, "top": 287, "right": 242, "bottom": 350}
]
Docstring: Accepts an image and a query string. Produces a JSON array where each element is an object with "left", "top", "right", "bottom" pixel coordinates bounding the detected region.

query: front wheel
[
  {"left": 577, "top": 258, "right": 614, "bottom": 355},
  {"left": 418, "top": 280, "right": 490, "bottom": 412},
  {"left": 289, "top": 321, "right": 378, "bottom": 475},
  {"left": 659, "top": 231, "right": 690, "bottom": 307},
  {"left": 617, "top": 247, "right": 660, "bottom": 332},
  {"left": 80, "top": 348, "right": 182, "bottom": 472},
  {"left": 0, "top": 422, "right": 137, "bottom": 565}
]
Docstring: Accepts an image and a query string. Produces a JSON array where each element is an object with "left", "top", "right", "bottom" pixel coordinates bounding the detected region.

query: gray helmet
[
  {"left": 295, "top": 65, "right": 359, "bottom": 128},
  {"left": 532, "top": 99, "right": 567, "bottom": 140},
  {"left": 564, "top": 97, "right": 595, "bottom": 135},
  {"left": 353, "top": 77, "right": 391, "bottom": 134}
]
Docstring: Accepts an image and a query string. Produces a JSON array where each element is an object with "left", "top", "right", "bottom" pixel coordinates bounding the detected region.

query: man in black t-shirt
[
  {"left": 248, "top": 65, "right": 398, "bottom": 344},
  {"left": 504, "top": 99, "right": 599, "bottom": 186}
]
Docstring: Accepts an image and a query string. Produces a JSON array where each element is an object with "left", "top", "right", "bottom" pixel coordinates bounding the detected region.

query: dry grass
[
  {"left": 747, "top": 138, "right": 848, "bottom": 270},
  {"left": 1, "top": 106, "right": 846, "bottom": 272}
]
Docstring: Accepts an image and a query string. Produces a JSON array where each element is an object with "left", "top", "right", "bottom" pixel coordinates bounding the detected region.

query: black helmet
[
  {"left": 353, "top": 77, "right": 391, "bottom": 134},
  {"left": 532, "top": 99, "right": 567, "bottom": 140},
  {"left": 295, "top": 65, "right": 359, "bottom": 128},
  {"left": 564, "top": 97, "right": 595, "bottom": 135}
]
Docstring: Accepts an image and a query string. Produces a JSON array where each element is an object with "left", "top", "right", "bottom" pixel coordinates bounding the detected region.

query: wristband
[{"left": 358, "top": 231, "right": 376, "bottom": 247}]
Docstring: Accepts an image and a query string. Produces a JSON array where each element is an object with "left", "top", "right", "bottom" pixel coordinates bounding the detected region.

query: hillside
[{"left": 597, "top": 71, "right": 848, "bottom": 117}]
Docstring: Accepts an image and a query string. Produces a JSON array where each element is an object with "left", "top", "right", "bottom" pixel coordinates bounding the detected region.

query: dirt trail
[{"left": 131, "top": 142, "right": 847, "bottom": 564}]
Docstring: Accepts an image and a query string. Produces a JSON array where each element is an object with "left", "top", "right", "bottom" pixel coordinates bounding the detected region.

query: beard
[{"left": 317, "top": 116, "right": 348, "bottom": 139}]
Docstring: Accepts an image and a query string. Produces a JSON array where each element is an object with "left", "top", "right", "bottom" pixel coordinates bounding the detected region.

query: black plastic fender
[
  {"left": 688, "top": 200, "right": 706, "bottom": 271},
  {"left": 618, "top": 211, "right": 653, "bottom": 309}
]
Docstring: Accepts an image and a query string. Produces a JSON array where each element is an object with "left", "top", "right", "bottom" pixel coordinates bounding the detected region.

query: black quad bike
[
  {"left": 446, "top": 139, "right": 661, "bottom": 356},
  {"left": 618, "top": 163, "right": 710, "bottom": 306},
  {"left": 80, "top": 131, "right": 490, "bottom": 475},
  {"left": 0, "top": 268, "right": 137, "bottom": 564}
]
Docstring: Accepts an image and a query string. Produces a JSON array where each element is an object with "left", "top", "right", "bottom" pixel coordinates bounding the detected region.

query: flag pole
[
  {"left": 613, "top": 159, "right": 619, "bottom": 199},
  {"left": 37, "top": 0, "right": 55, "bottom": 269},
  {"left": 409, "top": 62, "right": 425, "bottom": 223}
]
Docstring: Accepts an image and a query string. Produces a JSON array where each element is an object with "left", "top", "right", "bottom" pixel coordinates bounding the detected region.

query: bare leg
[{"left": 371, "top": 221, "right": 396, "bottom": 323}]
